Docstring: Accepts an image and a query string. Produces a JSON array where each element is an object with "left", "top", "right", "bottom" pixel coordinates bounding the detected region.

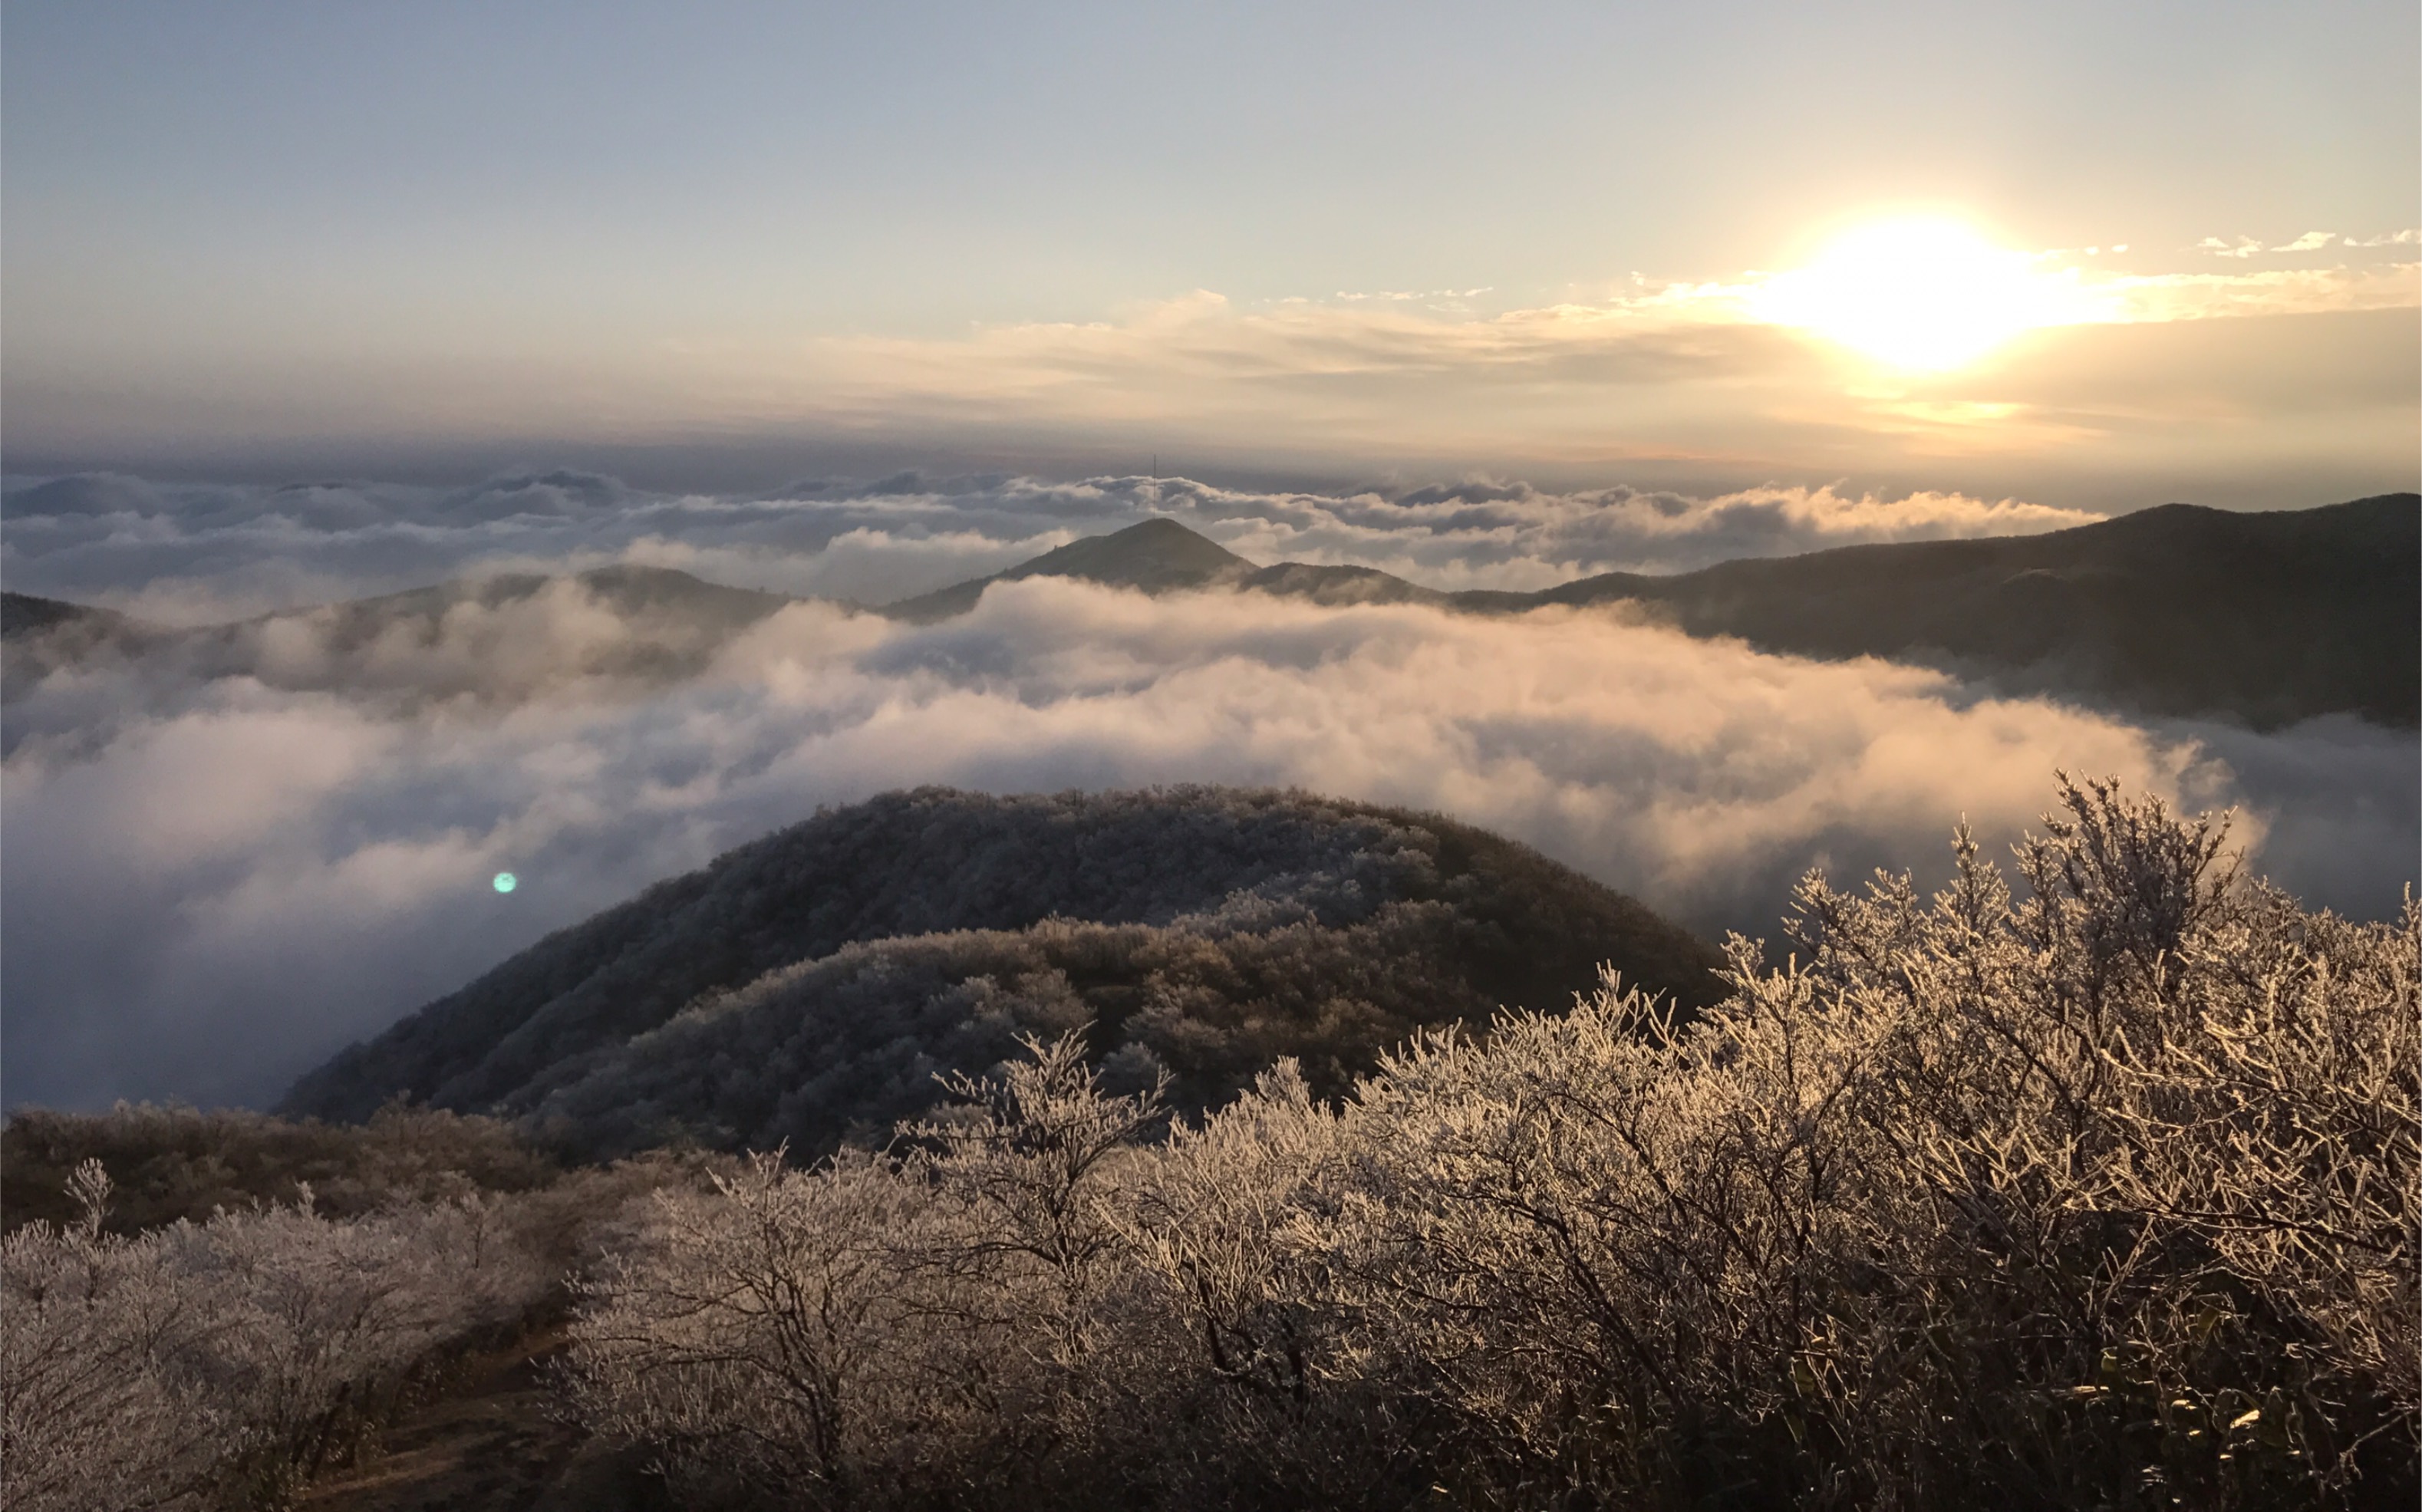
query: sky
[{"left": 5, "top": 0, "right": 2418, "bottom": 506}]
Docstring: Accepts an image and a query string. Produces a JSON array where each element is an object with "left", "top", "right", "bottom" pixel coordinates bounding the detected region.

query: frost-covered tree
[
  {"left": 558, "top": 776, "right": 2415, "bottom": 1510},
  {"left": 2, "top": 1160, "right": 554, "bottom": 1511}
]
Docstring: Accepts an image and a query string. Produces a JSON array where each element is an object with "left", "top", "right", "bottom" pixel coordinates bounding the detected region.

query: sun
[{"left": 1753, "top": 218, "right": 2071, "bottom": 371}]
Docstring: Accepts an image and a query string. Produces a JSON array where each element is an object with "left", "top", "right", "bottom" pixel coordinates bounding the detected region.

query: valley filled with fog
[{"left": 3, "top": 471, "right": 2413, "bottom": 1112}]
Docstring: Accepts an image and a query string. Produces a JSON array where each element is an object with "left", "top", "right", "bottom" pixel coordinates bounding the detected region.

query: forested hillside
[{"left": 281, "top": 788, "right": 1725, "bottom": 1157}]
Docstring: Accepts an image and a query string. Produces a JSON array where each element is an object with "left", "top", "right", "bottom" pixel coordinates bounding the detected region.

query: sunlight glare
[{"left": 1754, "top": 219, "right": 2074, "bottom": 371}]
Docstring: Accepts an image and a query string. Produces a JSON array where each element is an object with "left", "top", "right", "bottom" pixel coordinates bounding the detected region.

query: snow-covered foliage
[
  {"left": 1, "top": 1163, "right": 552, "bottom": 1511},
  {"left": 566, "top": 778, "right": 2417, "bottom": 1510}
]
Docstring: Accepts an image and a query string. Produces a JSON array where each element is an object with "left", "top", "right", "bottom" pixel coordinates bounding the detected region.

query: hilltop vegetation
[
  {"left": 8, "top": 779, "right": 2412, "bottom": 1510},
  {"left": 282, "top": 787, "right": 1725, "bottom": 1158}
]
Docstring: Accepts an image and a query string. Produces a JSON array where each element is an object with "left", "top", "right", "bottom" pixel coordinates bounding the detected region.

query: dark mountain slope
[
  {"left": 2, "top": 591, "right": 146, "bottom": 640},
  {"left": 2, "top": 593, "right": 167, "bottom": 702},
  {"left": 1484, "top": 493, "right": 2418, "bottom": 729},
  {"left": 1239, "top": 560, "right": 1449, "bottom": 608},
  {"left": 281, "top": 787, "right": 1725, "bottom": 1157},
  {"left": 291, "top": 564, "right": 793, "bottom": 652}
]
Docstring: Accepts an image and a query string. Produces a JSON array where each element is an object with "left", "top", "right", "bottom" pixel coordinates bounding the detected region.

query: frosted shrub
[
  {"left": 1124, "top": 1059, "right": 1347, "bottom": 1413},
  {"left": 562, "top": 776, "right": 2414, "bottom": 1510},
  {"left": 567, "top": 1035, "right": 1171, "bottom": 1506},
  {"left": 562, "top": 1150, "right": 968, "bottom": 1504},
  {"left": 1313, "top": 967, "right": 1878, "bottom": 1503},
  {"left": 901, "top": 1033, "right": 1168, "bottom": 1367},
  {"left": 2, "top": 1163, "right": 225, "bottom": 1512},
  {"left": 1, "top": 1162, "right": 549, "bottom": 1511},
  {"left": 1299, "top": 777, "right": 2417, "bottom": 1508}
]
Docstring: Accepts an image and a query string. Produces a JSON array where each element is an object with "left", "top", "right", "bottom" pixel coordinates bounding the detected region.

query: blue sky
[{"left": 5, "top": 1, "right": 2417, "bottom": 502}]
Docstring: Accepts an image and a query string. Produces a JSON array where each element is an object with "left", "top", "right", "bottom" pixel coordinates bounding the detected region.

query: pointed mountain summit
[
  {"left": 1006, "top": 516, "right": 1251, "bottom": 588},
  {"left": 881, "top": 517, "right": 1254, "bottom": 621}
]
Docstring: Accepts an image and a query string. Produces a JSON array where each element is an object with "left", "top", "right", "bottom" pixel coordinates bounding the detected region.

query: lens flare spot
[{"left": 493, "top": 871, "right": 518, "bottom": 894}]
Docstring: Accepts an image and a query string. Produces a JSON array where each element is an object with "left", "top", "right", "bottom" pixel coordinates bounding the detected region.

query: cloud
[
  {"left": 4, "top": 575, "right": 2410, "bottom": 1114},
  {"left": 1, "top": 469, "right": 2102, "bottom": 617},
  {"left": 685, "top": 272, "right": 2418, "bottom": 492},
  {"left": 2092, "top": 262, "right": 2422, "bottom": 323},
  {"left": 8, "top": 240, "right": 2414, "bottom": 505}
]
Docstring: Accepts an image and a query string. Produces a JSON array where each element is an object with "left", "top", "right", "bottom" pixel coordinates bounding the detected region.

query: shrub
[
  {"left": 2, "top": 1161, "right": 553, "bottom": 1510},
  {"left": 563, "top": 777, "right": 2417, "bottom": 1510}
]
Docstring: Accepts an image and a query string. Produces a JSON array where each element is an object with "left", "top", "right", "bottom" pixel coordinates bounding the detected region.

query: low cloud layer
[
  {"left": 5, "top": 574, "right": 2411, "bottom": 1113},
  {"left": 2, "top": 469, "right": 2104, "bottom": 618}
]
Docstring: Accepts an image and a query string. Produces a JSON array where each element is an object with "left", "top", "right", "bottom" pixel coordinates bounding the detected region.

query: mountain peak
[
  {"left": 1000, "top": 517, "right": 1250, "bottom": 586},
  {"left": 882, "top": 518, "right": 1252, "bottom": 621}
]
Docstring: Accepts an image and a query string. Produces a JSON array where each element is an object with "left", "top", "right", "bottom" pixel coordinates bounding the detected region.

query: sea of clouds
[
  {"left": 0, "top": 468, "right": 2109, "bottom": 618},
  {"left": 3, "top": 470, "right": 2414, "bottom": 1112}
]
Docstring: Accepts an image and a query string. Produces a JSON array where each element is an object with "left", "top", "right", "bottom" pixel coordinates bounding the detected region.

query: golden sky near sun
[{"left": 8, "top": 212, "right": 2412, "bottom": 512}]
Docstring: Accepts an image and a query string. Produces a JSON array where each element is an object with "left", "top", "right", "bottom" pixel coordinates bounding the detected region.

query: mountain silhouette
[
  {"left": 881, "top": 517, "right": 1257, "bottom": 621},
  {"left": 279, "top": 787, "right": 1726, "bottom": 1158},
  {"left": 1475, "top": 494, "right": 2420, "bottom": 729}
]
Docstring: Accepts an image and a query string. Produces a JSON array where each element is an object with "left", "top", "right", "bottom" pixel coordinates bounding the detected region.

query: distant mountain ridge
[
  {"left": 878, "top": 492, "right": 2418, "bottom": 727},
  {"left": 1, "top": 565, "right": 793, "bottom": 711},
  {"left": 9, "top": 494, "right": 2414, "bottom": 728},
  {"left": 1498, "top": 494, "right": 2418, "bottom": 729},
  {"left": 280, "top": 787, "right": 1727, "bottom": 1158}
]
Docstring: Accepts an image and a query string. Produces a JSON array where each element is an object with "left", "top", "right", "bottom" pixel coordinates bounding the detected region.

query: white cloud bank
[
  {"left": 5, "top": 577, "right": 2411, "bottom": 1113},
  {"left": 1, "top": 469, "right": 2102, "bottom": 617}
]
